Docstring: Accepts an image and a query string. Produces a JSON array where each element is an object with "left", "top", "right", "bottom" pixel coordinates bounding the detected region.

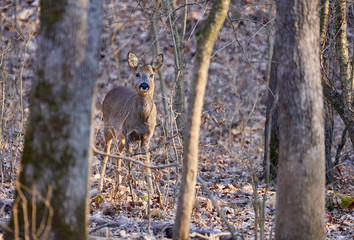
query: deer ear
[
  {"left": 128, "top": 52, "right": 139, "bottom": 70},
  {"left": 151, "top": 54, "right": 164, "bottom": 72}
]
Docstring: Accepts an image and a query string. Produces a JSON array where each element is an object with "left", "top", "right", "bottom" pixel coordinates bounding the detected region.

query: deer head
[{"left": 127, "top": 52, "right": 164, "bottom": 95}]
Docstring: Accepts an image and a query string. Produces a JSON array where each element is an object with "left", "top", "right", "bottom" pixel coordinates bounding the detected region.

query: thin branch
[
  {"left": 102, "top": 3, "right": 139, "bottom": 55},
  {"left": 248, "top": 17, "right": 275, "bottom": 44},
  {"left": 143, "top": 0, "right": 207, "bottom": 58},
  {"left": 227, "top": 12, "right": 275, "bottom": 98},
  {"left": 210, "top": 39, "right": 237, "bottom": 59},
  {"left": 170, "top": 0, "right": 206, "bottom": 16}
]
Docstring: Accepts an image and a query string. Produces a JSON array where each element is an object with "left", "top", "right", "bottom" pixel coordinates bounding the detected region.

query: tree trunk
[
  {"left": 335, "top": 0, "right": 353, "bottom": 111},
  {"left": 334, "top": 0, "right": 354, "bottom": 144},
  {"left": 320, "top": 0, "right": 354, "bottom": 145},
  {"left": 320, "top": 0, "right": 335, "bottom": 183},
  {"left": 172, "top": 1, "right": 230, "bottom": 239},
  {"left": 264, "top": 45, "right": 279, "bottom": 182},
  {"left": 324, "top": 100, "right": 334, "bottom": 182},
  {"left": 4, "top": 0, "right": 102, "bottom": 239},
  {"left": 162, "top": 0, "right": 186, "bottom": 135},
  {"left": 275, "top": 0, "right": 325, "bottom": 239},
  {"left": 150, "top": 1, "right": 170, "bottom": 136}
]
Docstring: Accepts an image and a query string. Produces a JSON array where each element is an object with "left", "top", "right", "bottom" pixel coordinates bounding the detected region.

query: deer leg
[
  {"left": 115, "top": 136, "right": 125, "bottom": 185},
  {"left": 125, "top": 134, "right": 135, "bottom": 202},
  {"left": 99, "top": 138, "right": 112, "bottom": 192},
  {"left": 141, "top": 137, "right": 153, "bottom": 195}
]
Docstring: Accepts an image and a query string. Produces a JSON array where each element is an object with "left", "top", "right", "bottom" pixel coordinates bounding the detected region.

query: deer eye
[
  {"left": 150, "top": 74, "right": 153, "bottom": 78},
  {"left": 136, "top": 73, "right": 140, "bottom": 78}
]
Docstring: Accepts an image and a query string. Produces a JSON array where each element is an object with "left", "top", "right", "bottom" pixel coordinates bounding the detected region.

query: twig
[
  {"left": 248, "top": 17, "right": 274, "bottom": 44},
  {"left": 227, "top": 12, "right": 275, "bottom": 98},
  {"left": 102, "top": 3, "right": 139, "bottom": 55},
  {"left": 170, "top": 0, "right": 206, "bottom": 15},
  {"left": 143, "top": 0, "right": 207, "bottom": 58},
  {"left": 186, "top": 1, "right": 209, "bottom": 43},
  {"left": 210, "top": 39, "right": 237, "bottom": 59}
]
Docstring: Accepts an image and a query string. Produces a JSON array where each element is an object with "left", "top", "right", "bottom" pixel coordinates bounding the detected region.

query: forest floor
[{"left": 0, "top": 0, "right": 353, "bottom": 239}]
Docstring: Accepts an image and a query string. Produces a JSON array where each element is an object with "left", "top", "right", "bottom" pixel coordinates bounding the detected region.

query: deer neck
[{"left": 136, "top": 91, "right": 154, "bottom": 118}]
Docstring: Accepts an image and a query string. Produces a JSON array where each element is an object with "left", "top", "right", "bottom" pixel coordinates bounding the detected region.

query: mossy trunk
[
  {"left": 275, "top": 0, "right": 325, "bottom": 239},
  {"left": 4, "top": 1, "right": 102, "bottom": 239},
  {"left": 172, "top": 1, "right": 230, "bottom": 239}
]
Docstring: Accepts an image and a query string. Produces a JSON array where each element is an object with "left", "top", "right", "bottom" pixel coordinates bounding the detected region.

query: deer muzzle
[{"left": 139, "top": 82, "right": 150, "bottom": 92}]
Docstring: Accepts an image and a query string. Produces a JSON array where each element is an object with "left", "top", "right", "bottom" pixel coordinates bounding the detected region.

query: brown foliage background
[{"left": 0, "top": 0, "right": 352, "bottom": 239}]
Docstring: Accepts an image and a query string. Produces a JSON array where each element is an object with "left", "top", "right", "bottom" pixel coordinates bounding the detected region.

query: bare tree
[
  {"left": 264, "top": 45, "right": 279, "bottom": 182},
  {"left": 320, "top": 0, "right": 337, "bottom": 182},
  {"left": 265, "top": 0, "right": 353, "bottom": 183},
  {"left": 275, "top": 0, "right": 325, "bottom": 239},
  {"left": 321, "top": 0, "right": 354, "bottom": 144},
  {"left": 173, "top": 0, "right": 230, "bottom": 239},
  {"left": 162, "top": 0, "right": 187, "bottom": 135},
  {"left": 4, "top": 0, "right": 102, "bottom": 239}
]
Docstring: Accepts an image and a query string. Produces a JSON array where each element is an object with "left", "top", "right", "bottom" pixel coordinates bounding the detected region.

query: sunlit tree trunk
[
  {"left": 334, "top": 0, "right": 354, "bottom": 143},
  {"left": 172, "top": 0, "right": 230, "bottom": 239},
  {"left": 4, "top": 0, "right": 102, "bottom": 239},
  {"left": 320, "top": 0, "right": 353, "bottom": 145},
  {"left": 275, "top": 0, "right": 325, "bottom": 239}
]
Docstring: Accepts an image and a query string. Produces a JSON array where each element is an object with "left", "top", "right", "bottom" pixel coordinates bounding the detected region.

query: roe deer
[{"left": 99, "top": 52, "right": 164, "bottom": 192}]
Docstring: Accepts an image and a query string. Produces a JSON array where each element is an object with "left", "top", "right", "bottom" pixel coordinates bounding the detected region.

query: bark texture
[
  {"left": 172, "top": 1, "right": 230, "bottom": 239},
  {"left": 4, "top": 0, "right": 102, "bottom": 239},
  {"left": 275, "top": 0, "right": 325, "bottom": 239}
]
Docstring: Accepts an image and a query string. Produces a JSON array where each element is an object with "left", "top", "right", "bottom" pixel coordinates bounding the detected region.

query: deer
[{"left": 99, "top": 52, "right": 164, "bottom": 193}]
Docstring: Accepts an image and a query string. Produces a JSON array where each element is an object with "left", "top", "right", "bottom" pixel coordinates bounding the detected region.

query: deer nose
[{"left": 139, "top": 82, "right": 150, "bottom": 91}]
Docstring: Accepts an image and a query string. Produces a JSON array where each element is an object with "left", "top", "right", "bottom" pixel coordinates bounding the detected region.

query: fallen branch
[
  {"left": 190, "top": 231, "right": 232, "bottom": 239},
  {"left": 197, "top": 176, "right": 240, "bottom": 240},
  {"left": 89, "top": 216, "right": 234, "bottom": 239},
  {"left": 92, "top": 145, "right": 178, "bottom": 169},
  {"left": 89, "top": 221, "right": 120, "bottom": 234}
]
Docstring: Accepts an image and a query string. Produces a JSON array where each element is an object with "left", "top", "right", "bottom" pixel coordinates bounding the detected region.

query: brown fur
[{"left": 99, "top": 52, "right": 163, "bottom": 192}]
